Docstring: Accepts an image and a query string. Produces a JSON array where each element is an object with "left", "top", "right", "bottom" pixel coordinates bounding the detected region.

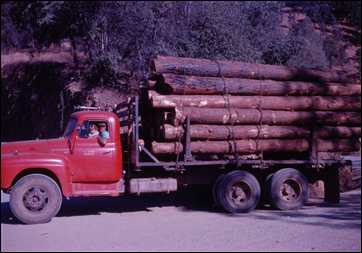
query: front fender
[{"left": 1, "top": 152, "right": 73, "bottom": 197}]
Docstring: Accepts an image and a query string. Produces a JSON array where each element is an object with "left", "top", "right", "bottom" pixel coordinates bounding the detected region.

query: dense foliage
[{"left": 2, "top": 1, "right": 360, "bottom": 86}]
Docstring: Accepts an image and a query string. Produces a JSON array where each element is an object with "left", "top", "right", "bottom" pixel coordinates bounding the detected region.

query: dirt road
[{"left": 1, "top": 188, "right": 361, "bottom": 252}]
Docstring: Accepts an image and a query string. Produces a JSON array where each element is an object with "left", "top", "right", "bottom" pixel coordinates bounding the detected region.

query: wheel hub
[
  {"left": 23, "top": 187, "right": 48, "bottom": 211},
  {"left": 229, "top": 182, "right": 250, "bottom": 206},
  {"left": 281, "top": 179, "right": 301, "bottom": 202}
]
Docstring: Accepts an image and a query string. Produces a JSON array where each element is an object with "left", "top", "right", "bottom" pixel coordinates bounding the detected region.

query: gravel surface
[{"left": 1, "top": 188, "right": 361, "bottom": 252}]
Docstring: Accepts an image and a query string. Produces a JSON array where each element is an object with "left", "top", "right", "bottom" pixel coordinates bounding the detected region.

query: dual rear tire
[
  {"left": 213, "top": 168, "right": 309, "bottom": 213},
  {"left": 267, "top": 168, "right": 309, "bottom": 210},
  {"left": 213, "top": 170, "right": 261, "bottom": 213}
]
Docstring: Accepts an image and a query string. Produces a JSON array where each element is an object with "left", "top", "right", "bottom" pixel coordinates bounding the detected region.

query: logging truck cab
[{"left": 1, "top": 96, "right": 344, "bottom": 224}]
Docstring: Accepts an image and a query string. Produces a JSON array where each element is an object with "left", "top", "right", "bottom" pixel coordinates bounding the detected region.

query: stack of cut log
[{"left": 145, "top": 55, "right": 361, "bottom": 159}]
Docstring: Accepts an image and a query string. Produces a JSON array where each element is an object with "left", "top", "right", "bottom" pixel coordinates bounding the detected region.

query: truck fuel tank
[{"left": 129, "top": 178, "right": 177, "bottom": 195}]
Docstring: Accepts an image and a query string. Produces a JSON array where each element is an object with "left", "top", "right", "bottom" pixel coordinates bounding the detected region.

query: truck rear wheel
[
  {"left": 212, "top": 173, "right": 226, "bottom": 208},
  {"left": 9, "top": 174, "right": 62, "bottom": 224},
  {"left": 268, "top": 168, "right": 309, "bottom": 210},
  {"left": 215, "top": 170, "right": 261, "bottom": 213}
]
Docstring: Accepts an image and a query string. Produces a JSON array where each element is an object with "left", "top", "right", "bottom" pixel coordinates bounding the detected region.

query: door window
[{"left": 78, "top": 120, "right": 109, "bottom": 139}]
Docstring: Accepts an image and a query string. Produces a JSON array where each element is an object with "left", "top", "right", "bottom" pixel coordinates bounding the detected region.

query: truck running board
[{"left": 129, "top": 178, "right": 177, "bottom": 195}]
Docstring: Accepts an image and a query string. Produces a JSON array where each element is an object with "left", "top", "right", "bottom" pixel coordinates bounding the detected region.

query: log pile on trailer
[{"left": 142, "top": 55, "right": 361, "bottom": 161}]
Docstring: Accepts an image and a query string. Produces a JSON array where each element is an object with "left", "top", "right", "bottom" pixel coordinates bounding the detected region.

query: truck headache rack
[{"left": 74, "top": 105, "right": 102, "bottom": 111}]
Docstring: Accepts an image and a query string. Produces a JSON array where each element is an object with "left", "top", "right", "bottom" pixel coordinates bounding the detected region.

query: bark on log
[
  {"left": 162, "top": 124, "right": 361, "bottom": 140},
  {"left": 317, "top": 152, "right": 342, "bottom": 160},
  {"left": 173, "top": 107, "right": 361, "bottom": 126},
  {"left": 149, "top": 91, "right": 361, "bottom": 111},
  {"left": 161, "top": 124, "right": 311, "bottom": 140},
  {"left": 152, "top": 55, "right": 351, "bottom": 83},
  {"left": 317, "top": 139, "right": 361, "bottom": 152},
  {"left": 1, "top": 50, "right": 88, "bottom": 69},
  {"left": 151, "top": 139, "right": 310, "bottom": 155},
  {"left": 315, "top": 126, "right": 361, "bottom": 138},
  {"left": 151, "top": 141, "right": 183, "bottom": 155},
  {"left": 159, "top": 73, "right": 362, "bottom": 96},
  {"left": 152, "top": 138, "right": 360, "bottom": 155}
]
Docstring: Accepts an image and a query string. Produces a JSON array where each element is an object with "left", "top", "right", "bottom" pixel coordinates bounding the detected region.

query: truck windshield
[{"left": 63, "top": 118, "right": 77, "bottom": 137}]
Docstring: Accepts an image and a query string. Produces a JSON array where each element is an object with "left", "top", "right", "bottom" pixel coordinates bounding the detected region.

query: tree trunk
[
  {"left": 173, "top": 107, "right": 361, "bottom": 126},
  {"left": 151, "top": 55, "right": 352, "bottom": 83},
  {"left": 152, "top": 138, "right": 360, "bottom": 155},
  {"left": 317, "top": 152, "right": 342, "bottom": 160},
  {"left": 1, "top": 50, "right": 88, "bottom": 69},
  {"left": 315, "top": 126, "right": 361, "bottom": 138},
  {"left": 158, "top": 73, "right": 361, "bottom": 96},
  {"left": 151, "top": 141, "right": 183, "bottom": 155},
  {"left": 317, "top": 139, "right": 361, "bottom": 152},
  {"left": 149, "top": 90, "right": 361, "bottom": 111},
  {"left": 161, "top": 125, "right": 361, "bottom": 141},
  {"left": 161, "top": 124, "right": 311, "bottom": 140},
  {"left": 151, "top": 139, "right": 310, "bottom": 154}
]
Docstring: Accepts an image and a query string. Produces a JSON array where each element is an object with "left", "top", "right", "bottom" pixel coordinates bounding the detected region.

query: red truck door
[{"left": 70, "top": 119, "right": 118, "bottom": 183}]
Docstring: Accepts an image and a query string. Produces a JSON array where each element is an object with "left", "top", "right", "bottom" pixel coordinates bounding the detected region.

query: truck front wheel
[
  {"left": 9, "top": 174, "right": 63, "bottom": 224},
  {"left": 268, "top": 168, "right": 309, "bottom": 210},
  {"left": 215, "top": 170, "right": 261, "bottom": 213}
]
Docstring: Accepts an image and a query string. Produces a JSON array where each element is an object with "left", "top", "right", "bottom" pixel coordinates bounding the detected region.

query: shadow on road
[
  {"left": 249, "top": 191, "right": 361, "bottom": 230},
  {"left": 1, "top": 186, "right": 220, "bottom": 224},
  {"left": 1, "top": 187, "right": 361, "bottom": 229}
]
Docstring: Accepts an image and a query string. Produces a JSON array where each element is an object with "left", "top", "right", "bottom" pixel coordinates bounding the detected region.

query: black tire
[
  {"left": 212, "top": 173, "right": 226, "bottom": 208},
  {"left": 268, "top": 168, "right": 309, "bottom": 210},
  {"left": 9, "top": 174, "right": 63, "bottom": 224},
  {"left": 266, "top": 173, "right": 274, "bottom": 187},
  {"left": 216, "top": 170, "right": 261, "bottom": 213},
  {"left": 258, "top": 173, "right": 275, "bottom": 208}
]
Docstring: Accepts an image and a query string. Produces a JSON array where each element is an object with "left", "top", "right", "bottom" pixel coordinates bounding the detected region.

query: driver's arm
[{"left": 97, "top": 131, "right": 109, "bottom": 146}]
